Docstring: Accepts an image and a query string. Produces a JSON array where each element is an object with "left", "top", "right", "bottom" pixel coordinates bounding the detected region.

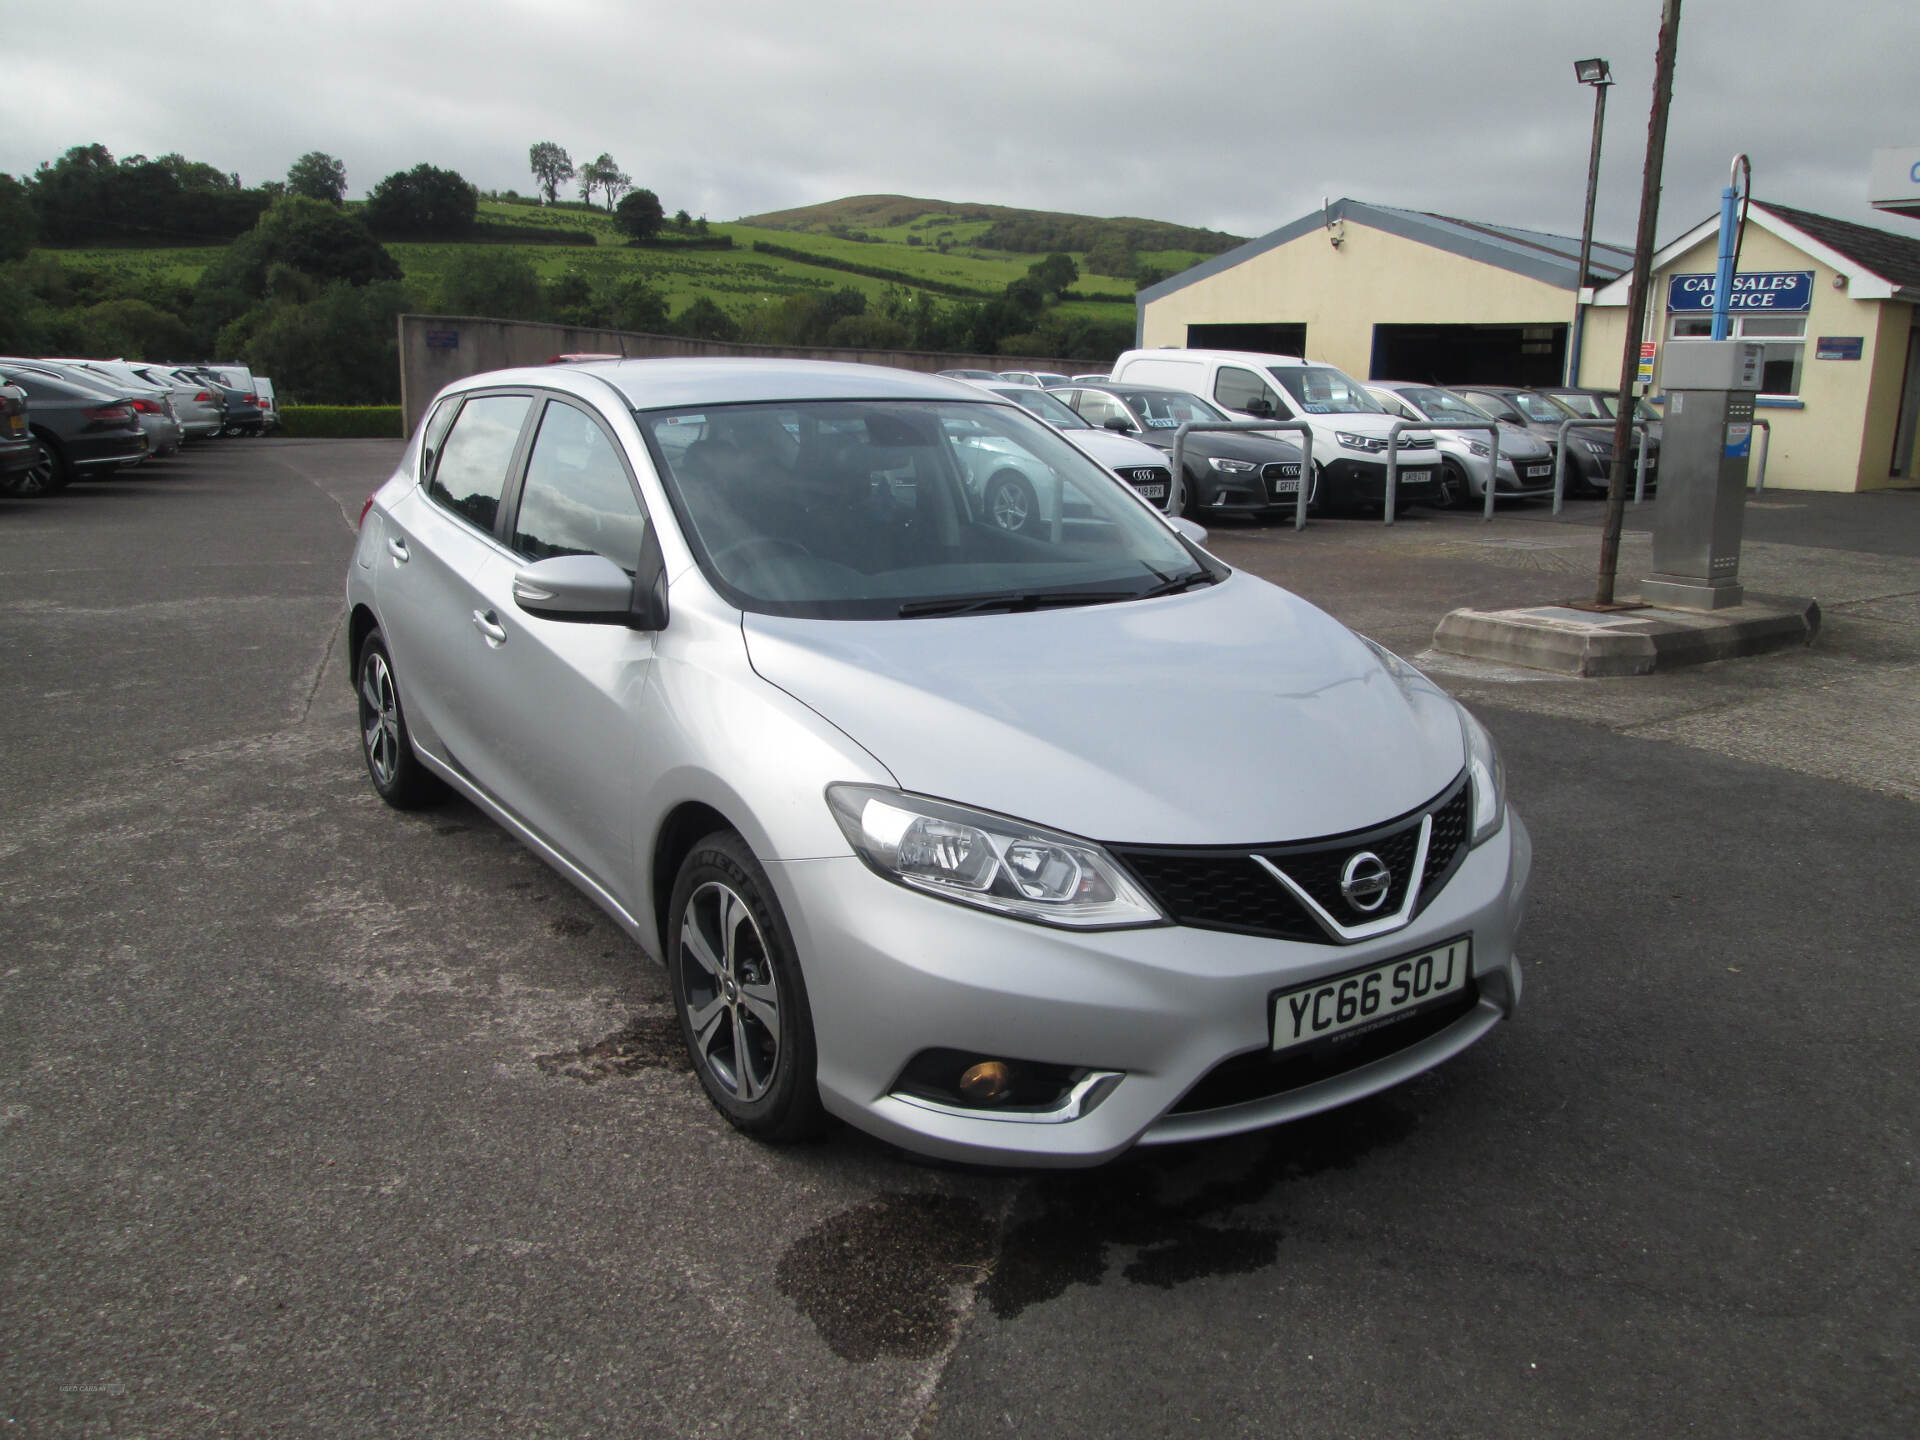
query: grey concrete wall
[{"left": 397, "top": 314, "right": 1096, "bottom": 436}]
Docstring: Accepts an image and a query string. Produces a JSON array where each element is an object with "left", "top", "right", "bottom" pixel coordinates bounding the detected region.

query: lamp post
[{"left": 1566, "top": 57, "right": 1613, "bottom": 386}]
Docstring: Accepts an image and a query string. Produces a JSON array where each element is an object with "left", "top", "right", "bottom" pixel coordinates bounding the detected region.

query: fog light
[{"left": 958, "top": 1059, "right": 1016, "bottom": 1104}]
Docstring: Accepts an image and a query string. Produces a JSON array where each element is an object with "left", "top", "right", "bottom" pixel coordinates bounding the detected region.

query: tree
[
  {"left": 672, "top": 208, "right": 691, "bottom": 233},
  {"left": 613, "top": 188, "right": 664, "bottom": 242},
  {"left": 363, "top": 164, "right": 478, "bottom": 238},
  {"left": 594, "top": 154, "right": 632, "bottom": 209},
  {"left": 239, "top": 279, "right": 413, "bottom": 405},
  {"left": 528, "top": 142, "right": 574, "bottom": 206},
  {"left": 191, "top": 196, "right": 400, "bottom": 347},
  {"left": 436, "top": 250, "right": 542, "bottom": 320},
  {"left": 672, "top": 296, "right": 739, "bottom": 342},
  {"left": 1027, "top": 252, "right": 1078, "bottom": 298},
  {"left": 286, "top": 151, "right": 347, "bottom": 204},
  {"left": 0, "top": 173, "right": 35, "bottom": 262}
]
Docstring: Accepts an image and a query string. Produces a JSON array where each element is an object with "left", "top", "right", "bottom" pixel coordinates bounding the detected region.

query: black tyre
[
  {"left": 2, "top": 435, "right": 71, "bottom": 497},
  {"left": 354, "top": 629, "right": 448, "bottom": 809},
  {"left": 1436, "top": 459, "right": 1472, "bottom": 510},
  {"left": 668, "top": 831, "right": 825, "bottom": 1142},
  {"left": 984, "top": 469, "right": 1037, "bottom": 534}
]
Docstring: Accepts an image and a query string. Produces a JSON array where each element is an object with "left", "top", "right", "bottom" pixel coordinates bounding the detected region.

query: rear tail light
[
  {"left": 131, "top": 397, "right": 161, "bottom": 414},
  {"left": 83, "top": 405, "right": 133, "bottom": 423},
  {"left": 358, "top": 492, "right": 378, "bottom": 528},
  {"left": 194, "top": 391, "right": 213, "bottom": 402}
]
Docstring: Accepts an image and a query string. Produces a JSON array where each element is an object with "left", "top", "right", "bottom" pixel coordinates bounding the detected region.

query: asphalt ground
[{"left": 3, "top": 441, "right": 1915, "bottom": 1438}]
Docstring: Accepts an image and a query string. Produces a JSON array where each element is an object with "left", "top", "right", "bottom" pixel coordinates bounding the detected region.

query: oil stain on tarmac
[{"left": 534, "top": 1014, "right": 691, "bottom": 1082}]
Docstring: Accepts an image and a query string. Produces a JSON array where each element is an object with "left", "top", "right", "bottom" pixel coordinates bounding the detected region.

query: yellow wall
[
  {"left": 1140, "top": 222, "right": 1573, "bottom": 377},
  {"left": 1577, "top": 225, "right": 1915, "bottom": 492}
]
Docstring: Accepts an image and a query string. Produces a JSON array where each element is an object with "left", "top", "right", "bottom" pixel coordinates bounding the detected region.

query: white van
[{"left": 1109, "top": 348, "right": 1441, "bottom": 511}]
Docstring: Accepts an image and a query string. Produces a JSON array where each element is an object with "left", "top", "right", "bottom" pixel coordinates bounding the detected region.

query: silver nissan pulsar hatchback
[{"left": 347, "top": 358, "right": 1530, "bottom": 1167}]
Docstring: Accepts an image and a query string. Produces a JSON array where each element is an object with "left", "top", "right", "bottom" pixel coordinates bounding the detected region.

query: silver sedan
[{"left": 347, "top": 359, "right": 1530, "bottom": 1166}]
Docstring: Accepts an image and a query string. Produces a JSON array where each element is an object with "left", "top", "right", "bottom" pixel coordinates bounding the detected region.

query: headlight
[
  {"left": 1468, "top": 440, "right": 1490, "bottom": 458},
  {"left": 1335, "top": 431, "right": 1384, "bottom": 452},
  {"left": 1208, "top": 456, "right": 1256, "bottom": 473},
  {"left": 1456, "top": 705, "right": 1506, "bottom": 846},
  {"left": 826, "top": 785, "right": 1166, "bottom": 929}
]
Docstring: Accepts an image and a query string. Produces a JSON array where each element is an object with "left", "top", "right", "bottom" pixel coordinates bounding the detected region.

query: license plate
[
  {"left": 1527, "top": 464, "right": 1552, "bottom": 477},
  {"left": 1269, "top": 479, "right": 1298, "bottom": 495},
  {"left": 1272, "top": 937, "right": 1471, "bottom": 1052},
  {"left": 1400, "top": 468, "right": 1434, "bottom": 485},
  {"left": 1137, "top": 484, "right": 1167, "bottom": 499}
]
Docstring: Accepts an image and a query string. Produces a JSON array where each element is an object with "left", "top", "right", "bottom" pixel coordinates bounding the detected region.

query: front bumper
[
  {"left": 1322, "top": 455, "right": 1440, "bottom": 506},
  {"left": 769, "top": 809, "right": 1530, "bottom": 1167}
]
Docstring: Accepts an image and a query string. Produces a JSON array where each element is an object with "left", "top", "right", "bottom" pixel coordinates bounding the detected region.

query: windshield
[
  {"left": 1585, "top": 393, "right": 1662, "bottom": 422},
  {"left": 1399, "top": 388, "right": 1495, "bottom": 424},
  {"left": 990, "top": 385, "right": 1091, "bottom": 429},
  {"left": 1267, "top": 366, "right": 1385, "bottom": 415},
  {"left": 640, "top": 400, "right": 1220, "bottom": 621},
  {"left": 1114, "top": 389, "right": 1229, "bottom": 429},
  {"left": 1512, "top": 392, "right": 1575, "bottom": 423},
  {"left": 1549, "top": 392, "right": 1607, "bottom": 419}
]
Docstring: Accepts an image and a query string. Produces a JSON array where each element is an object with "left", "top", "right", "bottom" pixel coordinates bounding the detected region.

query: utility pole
[{"left": 1596, "top": 0, "right": 1683, "bottom": 608}]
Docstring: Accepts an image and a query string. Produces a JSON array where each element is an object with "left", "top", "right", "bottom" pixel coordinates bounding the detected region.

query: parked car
[
  {"left": 1449, "top": 385, "right": 1652, "bottom": 499},
  {"left": 347, "top": 358, "right": 1529, "bottom": 1165},
  {"left": 119, "top": 362, "right": 225, "bottom": 440},
  {"left": 998, "top": 370, "right": 1072, "bottom": 389},
  {"left": 0, "top": 382, "right": 34, "bottom": 488},
  {"left": 973, "top": 382, "right": 1176, "bottom": 513},
  {"left": 253, "top": 376, "right": 281, "bottom": 433},
  {"left": 1109, "top": 349, "right": 1441, "bottom": 512},
  {"left": 1543, "top": 386, "right": 1663, "bottom": 466},
  {"left": 1053, "top": 380, "right": 1310, "bottom": 517},
  {"left": 0, "top": 358, "right": 180, "bottom": 460},
  {"left": 0, "top": 364, "right": 147, "bottom": 495},
  {"left": 936, "top": 368, "right": 1000, "bottom": 382},
  {"left": 1366, "top": 382, "right": 1557, "bottom": 508}
]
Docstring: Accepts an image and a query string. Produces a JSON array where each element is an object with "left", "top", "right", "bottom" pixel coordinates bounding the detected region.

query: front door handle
[
  {"left": 386, "top": 537, "right": 409, "bottom": 563},
  {"left": 472, "top": 609, "right": 507, "bottom": 646}
]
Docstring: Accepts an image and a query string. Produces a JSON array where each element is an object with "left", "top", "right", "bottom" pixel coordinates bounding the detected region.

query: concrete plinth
[{"left": 1432, "top": 595, "right": 1820, "bottom": 677}]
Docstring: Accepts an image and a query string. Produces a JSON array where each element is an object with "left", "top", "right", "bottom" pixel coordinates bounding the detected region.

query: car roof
[{"left": 454, "top": 357, "right": 990, "bottom": 411}]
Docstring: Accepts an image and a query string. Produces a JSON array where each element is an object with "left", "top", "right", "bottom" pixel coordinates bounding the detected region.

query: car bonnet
[{"left": 740, "top": 573, "right": 1464, "bottom": 846}]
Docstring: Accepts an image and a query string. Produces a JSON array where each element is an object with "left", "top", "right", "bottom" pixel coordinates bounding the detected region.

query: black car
[
  {"left": 1053, "top": 382, "right": 1310, "bottom": 518},
  {"left": 0, "top": 383, "right": 34, "bottom": 487},
  {"left": 1449, "top": 385, "right": 1654, "bottom": 499},
  {"left": 174, "top": 366, "right": 265, "bottom": 437},
  {"left": 0, "top": 365, "right": 148, "bottom": 495}
]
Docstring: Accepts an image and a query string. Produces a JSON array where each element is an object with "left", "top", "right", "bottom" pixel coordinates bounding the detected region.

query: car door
[
  {"left": 377, "top": 389, "right": 536, "bottom": 777},
  {"left": 457, "top": 395, "right": 656, "bottom": 900}
]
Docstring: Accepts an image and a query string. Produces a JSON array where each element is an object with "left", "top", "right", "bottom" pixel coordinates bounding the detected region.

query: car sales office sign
[{"left": 1667, "top": 271, "right": 1814, "bottom": 313}]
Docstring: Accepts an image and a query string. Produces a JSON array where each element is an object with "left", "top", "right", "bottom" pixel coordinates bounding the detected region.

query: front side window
[
  {"left": 1401, "top": 387, "right": 1493, "bottom": 424},
  {"left": 1512, "top": 392, "right": 1575, "bottom": 424},
  {"left": 428, "top": 393, "right": 532, "bottom": 532},
  {"left": 992, "top": 386, "right": 1092, "bottom": 430},
  {"left": 1458, "top": 391, "right": 1524, "bottom": 424},
  {"left": 512, "top": 400, "right": 647, "bottom": 570},
  {"left": 639, "top": 400, "right": 1217, "bottom": 620},
  {"left": 1213, "top": 366, "right": 1275, "bottom": 413},
  {"left": 1548, "top": 392, "right": 1607, "bottom": 419},
  {"left": 1118, "top": 389, "right": 1229, "bottom": 429},
  {"left": 1066, "top": 390, "right": 1132, "bottom": 429}
]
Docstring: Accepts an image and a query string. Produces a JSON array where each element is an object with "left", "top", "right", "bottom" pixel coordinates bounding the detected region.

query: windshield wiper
[
  {"left": 1136, "top": 570, "right": 1219, "bottom": 600},
  {"left": 898, "top": 589, "right": 1139, "bottom": 619}
]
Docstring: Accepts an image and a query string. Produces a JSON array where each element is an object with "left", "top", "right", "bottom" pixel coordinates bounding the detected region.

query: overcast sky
[{"left": 9, "top": 0, "right": 1915, "bottom": 247}]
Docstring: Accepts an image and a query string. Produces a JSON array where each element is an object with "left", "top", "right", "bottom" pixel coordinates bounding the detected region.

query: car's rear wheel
[
  {"left": 355, "top": 629, "right": 448, "bottom": 809},
  {"left": 668, "top": 832, "right": 824, "bottom": 1142},
  {"left": 3, "top": 435, "right": 71, "bottom": 497},
  {"left": 985, "top": 469, "right": 1037, "bottom": 534}
]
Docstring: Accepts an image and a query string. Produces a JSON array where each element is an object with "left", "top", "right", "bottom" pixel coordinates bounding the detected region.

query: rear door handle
[
  {"left": 472, "top": 609, "right": 508, "bottom": 646},
  {"left": 386, "top": 537, "right": 409, "bottom": 563}
]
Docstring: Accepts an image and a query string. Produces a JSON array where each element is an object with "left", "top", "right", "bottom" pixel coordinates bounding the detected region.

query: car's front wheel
[
  {"left": 1436, "top": 459, "right": 1473, "bottom": 510},
  {"left": 668, "top": 832, "right": 824, "bottom": 1142},
  {"left": 984, "top": 469, "right": 1037, "bottom": 534},
  {"left": 355, "top": 629, "right": 448, "bottom": 809}
]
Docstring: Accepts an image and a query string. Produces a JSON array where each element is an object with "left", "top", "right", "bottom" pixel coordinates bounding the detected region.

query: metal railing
[
  {"left": 1553, "top": 418, "right": 1653, "bottom": 514},
  {"left": 1750, "top": 418, "right": 1772, "bottom": 494},
  {"left": 1168, "top": 421, "right": 1316, "bottom": 532},
  {"left": 1384, "top": 421, "right": 1500, "bottom": 525}
]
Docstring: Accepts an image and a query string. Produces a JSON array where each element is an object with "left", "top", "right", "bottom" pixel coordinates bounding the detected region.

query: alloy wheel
[
  {"left": 358, "top": 648, "right": 403, "bottom": 790},
  {"left": 677, "top": 881, "right": 782, "bottom": 1102}
]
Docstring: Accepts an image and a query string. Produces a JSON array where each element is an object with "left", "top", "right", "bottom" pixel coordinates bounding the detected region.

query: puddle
[
  {"left": 983, "top": 1096, "right": 1418, "bottom": 1317},
  {"left": 534, "top": 1015, "right": 690, "bottom": 1082},
  {"left": 777, "top": 1192, "right": 995, "bottom": 1361}
]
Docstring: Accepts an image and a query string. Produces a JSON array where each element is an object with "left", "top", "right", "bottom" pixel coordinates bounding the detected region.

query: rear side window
[
  {"left": 427, "top": 394, "right": 531, "bottom": 532},
  {"left": 511, "top": 401, "right": 648, "bottom": 570}
]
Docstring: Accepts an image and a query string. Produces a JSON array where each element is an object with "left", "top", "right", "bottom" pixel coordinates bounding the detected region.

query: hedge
[
  {"left": 279, "top": 406, "right": 405, "bottom": 438},
  {"left": 749, "top": 241, "right": 996, "bottom": 298}
]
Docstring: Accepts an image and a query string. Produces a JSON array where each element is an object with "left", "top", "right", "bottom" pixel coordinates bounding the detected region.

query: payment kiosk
[{"left": 1640, "top": 340, "right": 1765, "bottom": 611}]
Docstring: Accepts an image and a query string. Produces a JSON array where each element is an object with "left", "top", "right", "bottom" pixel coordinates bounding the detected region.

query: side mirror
[
  {"left": 1243, "top": 396, "right": 1275, "bottom": 418},
  {"left": 512, "top": 554, "right": 638, "bottom": 625},
  {"left": 1168, "top": 515, "right": 1209, "bottom": 546},
  {"left": 1103, "top": 416, "right": 1136, "bottom": 433}
]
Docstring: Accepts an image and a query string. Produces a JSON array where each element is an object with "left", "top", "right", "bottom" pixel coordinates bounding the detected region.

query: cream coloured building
[{"left": 1138, "top": 197, "right": 1920, "bottom": 492}]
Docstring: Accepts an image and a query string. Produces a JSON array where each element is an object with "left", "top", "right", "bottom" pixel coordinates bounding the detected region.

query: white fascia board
[{"left": 1590, "top": 207, "right": 1899, "bottom": 305}]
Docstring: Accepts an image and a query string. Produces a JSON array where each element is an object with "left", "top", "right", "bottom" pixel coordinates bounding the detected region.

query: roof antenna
[{"left": 1323, "top": 196, "right": 1345, "bottom": 248}]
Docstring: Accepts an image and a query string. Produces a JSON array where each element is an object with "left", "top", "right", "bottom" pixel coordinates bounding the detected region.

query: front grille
[
  {"left": 1111, "top": 772, "right": 1472, "bottom": 945},
  {"left": 1168, "top": 984, "right": 1479, "bottom": 1113},
  {"left": 1261, "top": 462, "right": 1302, "bottom": 481}
]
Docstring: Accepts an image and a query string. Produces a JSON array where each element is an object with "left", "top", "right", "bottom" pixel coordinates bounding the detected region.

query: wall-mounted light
[
  {"left": 1323, "top": 196, "right": 1344, "bottom": 249},
  {"left": 1833, "top": 273, "right": 1849, "bottom": 289}
]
